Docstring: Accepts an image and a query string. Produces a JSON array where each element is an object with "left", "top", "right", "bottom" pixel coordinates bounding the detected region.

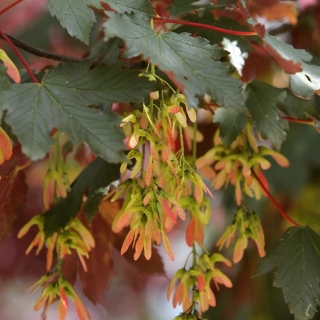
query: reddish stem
[
  {"left": 0, "top": 29, "right": 39, "bottom": 83},
  {"left": 282, "top": 116, "right": 315, "bottom": 126},
  {"left": 252, "top": 170, "right": 299, "bottom": 227},
  {"left": 0, "top": 0, "right": 24, "bottom": 15},
  {"left": 153, "top": 18, "right": 257, "bottom": 36}
]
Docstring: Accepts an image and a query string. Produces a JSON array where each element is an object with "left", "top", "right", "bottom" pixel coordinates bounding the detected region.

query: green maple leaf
[
  {"left": 4, "top": 62, "right": 153, "bottom": 163},
  {"left": 44, "top": 157, "right": 120, "bottom": 237},
  {"left": 106, "top": 0, "right": 155, "bottom": 17},
  {"left": 254, "top": 226, "right": 320, "bottom": 320},
  {"left": 47, "top": 0, "right": 102, "bottom": 43},
  {"left": 213, "top": 107, "right": 247, "bottom": 146},
  {"left": 104, "top": 12, "right": 244, "bottom": 109},
  {"left": 243, "top": 80, "right": 289, "bottom": 149}
]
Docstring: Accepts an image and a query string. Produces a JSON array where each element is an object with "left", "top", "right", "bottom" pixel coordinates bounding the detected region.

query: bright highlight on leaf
[{"left": 0, "top": 49, "right": 20, "bottom": 83}]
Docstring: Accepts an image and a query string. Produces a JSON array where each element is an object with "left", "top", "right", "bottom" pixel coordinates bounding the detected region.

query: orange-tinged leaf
[
  {"left": 248, "top": 1, "right": 297, "bottom": 25},
  {"left": 0, "top": 49, "right": 21, "bottom": 83}
]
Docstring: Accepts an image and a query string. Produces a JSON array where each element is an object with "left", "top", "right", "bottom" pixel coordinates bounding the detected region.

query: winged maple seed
[
  {"left": 167, "top": 253, "right": 232, "bottom": 315},
  {"left": 29, "top": 274, "right": 90, "bottom": 320},
  {"left": 216, "top": 207, "right": 265, "bottom": 263},
  {"left": 18, "top": 216, "right": 95, "bottom": 271},
  {"left": 0, "top": 126, "right": 13, "bottom": 165},
  {"left": 112, "top": 92, "right": 213, "bottom": 262},
  {"left": 196, "top": 123, "right": 289, "bottom": 205}
]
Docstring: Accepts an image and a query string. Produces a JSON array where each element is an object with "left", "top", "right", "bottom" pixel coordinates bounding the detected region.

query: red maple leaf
[{"left": 0, "top": 145, "right": 28, "bottom": 242}]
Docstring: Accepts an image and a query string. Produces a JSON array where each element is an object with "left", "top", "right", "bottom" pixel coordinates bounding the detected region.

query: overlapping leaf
[
  {"left": 254, "top": 226, "right": 320, "bottom": 320},
  {"left": 213, "top": 107, "right": 247, "bottom": 146},
  {"left": 0, "top": 146, "right": 28, "bottom": 242},
  {"left": 47, "top": 0, "right": 102, "bottom": 43},
  {"left": 78, "top": 213, "right": 114, "bottom": 304},
  {"left": 243, "top": 80, "right": 289, "bottom": 149},
  {"left": 44, "top": 157, "right": 120, "bottom": 237},
  {"left": 244, "top": 79, "right": 318, "bottom": 148},
  {"left": 240, "top": 2, "right": 320, "bottom": 97},
  {"left": 4, "top": 62, "right": 154, "bottom": 163},
  {"left": 106, "top": 0, "right": 155, "bottom": 17},
  {"left": 104, "top": 13, "right": 244, "bottom": 109}
]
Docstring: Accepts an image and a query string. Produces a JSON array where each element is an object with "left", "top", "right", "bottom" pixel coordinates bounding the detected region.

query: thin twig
[
  {"left": 0, "top": 32, "right": 85, "bottom": 63},
  {"left": 252, "top": 170, "right": 299, "bottom": 226},
  {"left": 154, "top": 18, "right": 257, "bottom": 36},
  {"left": 0, "top": 0, "right": 24, "bottom": 15},
  {"left": 0, "top": 29, "right": 39, "bottom": 83}
]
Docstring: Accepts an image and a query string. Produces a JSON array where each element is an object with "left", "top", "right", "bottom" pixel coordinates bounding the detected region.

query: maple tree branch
[
  {"left": 154, "top": 18, "right": 257, "bottom": 36},
  {"left": 0, "top": 0, "right": 24, "bottom": 15},
  {"left": 252, "top": 170, "right": 299, "bottom": 227},
  {"left": 0, "top": 32, "right": 84, "bottom": 63},
  {"left": 0, "top": 29, "right": 39, "bottom": 83}
]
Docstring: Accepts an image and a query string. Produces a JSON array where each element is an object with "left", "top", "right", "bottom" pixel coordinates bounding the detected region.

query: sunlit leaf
[{"left": 104, "top": 13, "right": 244, "bottom": 109}]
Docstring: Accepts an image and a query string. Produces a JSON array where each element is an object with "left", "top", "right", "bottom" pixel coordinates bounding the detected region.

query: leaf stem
[
  {"left": 282, "top": 116, "right": 315, "bottom": 126},
  {"left": 0, "top": 29, "right": 39, "bottom": 83},
  {"left": 153, "top": 18, "right": 257, "bottom": 36},
  {"left": 252, "top": 170, "right": 299, "bottom": 226},
  {"left": 0, "top": 0, "right": 24, "bottom": 15}
]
